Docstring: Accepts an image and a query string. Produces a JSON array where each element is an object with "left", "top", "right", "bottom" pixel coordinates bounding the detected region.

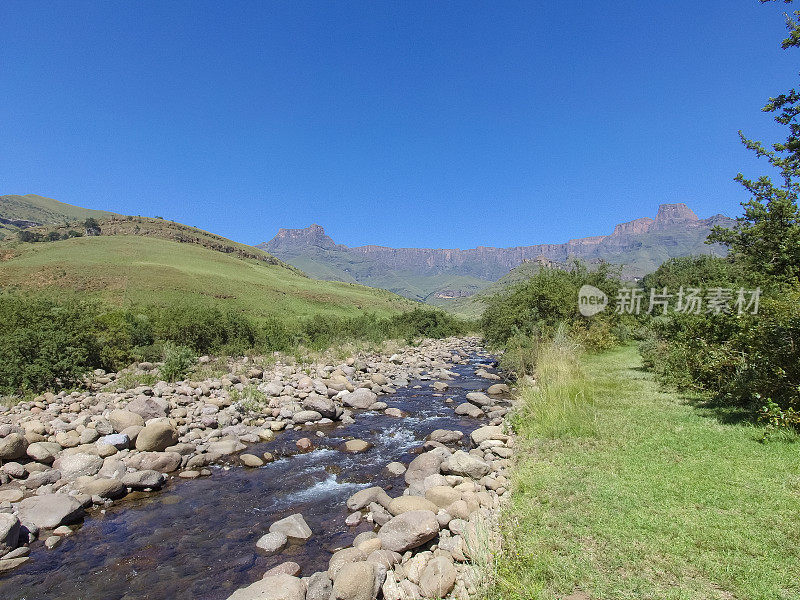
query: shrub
[
  {"left": 159, "top": 342, "right": 196, "bottom": 382},
  {"left": 0, "top": 295, "right": 101, "bottom": 394},
  {"left": 480, "top": 262, "right": 623, "bottom": 348}
]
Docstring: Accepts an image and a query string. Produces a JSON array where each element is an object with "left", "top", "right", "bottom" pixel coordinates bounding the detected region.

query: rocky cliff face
[
  {"left": 266, "top": 224, "right": 339, "bottom": 252},
  {"left": 259, "top": 203, "right": 734, "bottom": 301}
]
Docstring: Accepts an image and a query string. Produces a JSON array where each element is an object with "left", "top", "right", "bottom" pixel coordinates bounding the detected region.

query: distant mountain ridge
[{"left": 259, "top": 203, "right": 734, "bottom": 302}]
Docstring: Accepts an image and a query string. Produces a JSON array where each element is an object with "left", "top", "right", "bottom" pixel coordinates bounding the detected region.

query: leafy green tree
[{"left": 708, "top": 0, "right": 800, "bottom": 286}]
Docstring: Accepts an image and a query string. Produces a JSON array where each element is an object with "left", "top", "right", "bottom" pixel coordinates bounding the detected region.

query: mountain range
[{"left": 259, "top": 203, "right": 734, "bottom": 303}]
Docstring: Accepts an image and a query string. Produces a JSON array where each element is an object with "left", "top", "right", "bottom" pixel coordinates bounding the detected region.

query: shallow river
[{"left": 0, "top": 352, "right": 504, "bottom": 600}]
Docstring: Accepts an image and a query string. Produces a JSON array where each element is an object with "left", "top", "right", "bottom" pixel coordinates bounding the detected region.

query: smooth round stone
[
  {"left": 239, "top": 454, "right": 264, "bottom": 468},
  {"left": 179, "top": 470, "right": 201, "bottom": 479}
]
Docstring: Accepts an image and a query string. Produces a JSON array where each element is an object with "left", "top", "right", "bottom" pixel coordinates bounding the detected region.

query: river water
[{"left": 0, "top": 352, "right": 505, "bottom": 600}]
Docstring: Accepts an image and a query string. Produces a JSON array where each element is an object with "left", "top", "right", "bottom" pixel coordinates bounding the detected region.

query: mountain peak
[
  {"left": 652, "top": 203, "right": 699, "bottom": 229},
  {"left": 261, "top": 224, "right": 337, "bottom": 252}
]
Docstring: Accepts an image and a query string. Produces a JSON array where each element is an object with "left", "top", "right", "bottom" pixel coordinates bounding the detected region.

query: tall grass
[{"left": 511, "top": 328, "right": 598, "bottom": 439}]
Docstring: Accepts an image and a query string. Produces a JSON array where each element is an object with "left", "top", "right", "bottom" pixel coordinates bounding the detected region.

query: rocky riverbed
[{"left": 0, "top": 337, "right": 515, "bottom": 599}]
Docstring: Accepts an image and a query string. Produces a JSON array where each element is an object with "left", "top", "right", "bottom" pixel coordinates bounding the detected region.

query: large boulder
[
  {"left": 135, "top": 422, "right": 178, "bottom": 452},
  {"left": 256, "top": 531, "right": 288, "bottom": 555},
  {"left": 292, "top": 410, "right": 322, "bottom": 424},
  {"left": 470, "top": 425, "right": 506, "bottom": 445},
  {"left": 387, "top": 496, "right": 438, "bottom": 516},
  {"left": 341, "top": 388, "right": 377, "bottom": 410},
  {"left": 109, "top": 409, "right": 145, "bottom": 433},
  {"left": 465, "top": 392, "right": 492, "bottom": 406},
  {"left": 125, "top": 396, "right": 167, "bottom": 421},
  {"left": 426, "top": 429, "right": 463, "bottom": 445},
  {"left": 419, "top": 556, "right": 457, "bottom": 597},
  {"left": 76, "top": 477, "right": 127, "bottom": 499},
  {"left": 404, "top": 449, "right": 448, "bottom": 485},
  {"left": 346, "top": 487, "right": 391, "bottom": 511},
  {"left": 26, "top": 441, "right": 62, "bottom": 464},
  {"left": 442, "top": 451, "right": 490, "bottom": 479},
  {"left": 0, "top": 433, "right": 28, "bottom": 460},
  {"left": 425, "top": 486, "right": 461, "bottom": 509},
  {"left": 16, "top": 494, "right": 84, "bottom": 530},
  {"left": 327, "top": 547, "right": 366, "bottom": 580},
  {"left": 269, "top": 513, "right": 312, "bottom": 542},
  {"left": 306, "top": 571, "right": 333, "bottom": 600},
  {"left": 331, "top": 561, "right": 385, "bottom": 600},
  {"left": 0, "top": 513, "right": 21, "bottom": 557},
  {"left": 487, "top": 383, "right": 509, "bottom": 395},
  {"left": 226, "top": 573, "right": 306, "bottom": 600},
  {"left": 301, "top": 396, "right": 337, "bottom": 419},
  {"left": 121, "top": 469, "right": 165, "bottom": 490},
  {"left": 53, "top": 453, "right": 103, "bottom": 479},
  {"left": 125, "top": 451, "right": 182, "bottom": 473},
  {"left": 454, "top": 403, "right": 484, "bottom": 418},
  {"left": 377, "top": 510, "right": 439, "bottom": 553}
]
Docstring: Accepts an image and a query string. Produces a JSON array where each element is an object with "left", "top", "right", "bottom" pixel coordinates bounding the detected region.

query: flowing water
[{"left": 0, "top": 352, "right": 506, "bottom": 600}]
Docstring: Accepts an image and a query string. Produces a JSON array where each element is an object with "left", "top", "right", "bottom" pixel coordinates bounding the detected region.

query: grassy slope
[
  {"left": 490, "top": 345, "right": 800, "bottom": 600},
  {"left": 0, "top": 194, "right": 118, "bottom": 227},
  {"left": 0, "top": 236, "right": 413, "bottom": 320}
]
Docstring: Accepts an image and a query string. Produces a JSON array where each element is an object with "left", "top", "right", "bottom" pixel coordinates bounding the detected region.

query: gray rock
[
  {"left": 0, "top": 513, "right": 21, "bottom": 557},
  {"left": 470, "top": 425, "right": 506, "bottom": 445},
  {"left": 426, "top": 429, "right": 463, "bottom": 445},
  {"left": 442, "top": 451, "right": 490, "bottom": 479},
  {"left": 0, "top": 433, "right": 28, "bottom": 460},
  {"left": 387, "top": 496, "right": 438, "bottom": 516},
  {"left": 346, "top": 487, "right": 391, "bottom": 511},
  {"left": 108, "top": 409, "right": 145, "bottom": 432},
  {"left": 120, "top": 469, "right": 165, "bottom": 490},
  {"left": 53, "top": 453, "right": 103, "bottom": 479},
  {"left": 125, "top": 396, "right": 167, "bottom": 421},
  {"left": 269, "top": 513, "right": 312, "bottom": 542},
  {"left": 16, "top": 494, "right": 84, "bottom": 530},
  {"left": 301, "top": 396, "right": 338, "bottom": 419},
  {"left": 404, "top": 449, "right": 448, "bottom": 485},
  {"left": 135, "top": 422, "right": 178, "bottom": 452},
  {"left": 292, "top": 410, "right": 322, "bottom": 424},
  {"left": 22, "top": 468, "right": 61, "bottom": 489},
  {"left": 466, "top": 392, "right": 492, "bottom": 406},
  {"left": 98, "top": 434, "right": 130, "bottom": 449},
  {"left": 207, "top": 438, "right": 245, "bottom": 455},
  {"left": 125, "top": 452, "right": 182, "bottom": 473},
  {"left": 419, "top": 556, "right": 457, "bottom": 597},
  {"left": 454, "top": 403, "right": 484, "bottom": 418},
  {"left": 377, "top": 510, "right": 439, "bottom": 553},
  {"left": 341, "top": 388, "right": 377, "bottom": 410},
  {"left": 328, "top": 547, "right": 366, "bottom": 580},
  {"left": 305, "top": 571, "right": 332, "bottom": 600},
  {"left": 26, "top": 441, "right": 62, "bottom": 464},
  {"left": 486, "top": 383, "right": 509, "bottom": 394},
  {"left": 331, "top": 561, "right": 385, "bottom": 600},
  {"left": 256, "top": 531, "right": 288, "bottom": 555},
  {"left": 226, "top": 573, "right": 306, "bottom": 600},
  {"left": 76, "top": 477, "right": 126, "bottom": 499},
  {"left": 0, "top": 556, "right": 29, "bottom": 573}
]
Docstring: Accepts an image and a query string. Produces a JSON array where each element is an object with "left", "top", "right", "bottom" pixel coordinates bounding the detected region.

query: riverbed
[{"left": 0, "top": 351, "right": 505, "bottom": 600}]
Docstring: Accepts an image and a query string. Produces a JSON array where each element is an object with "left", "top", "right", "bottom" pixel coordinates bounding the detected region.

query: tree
[
  {"left": 707, "top": 0, "right": 800, "bottom": 286},
  {"left": 84, "top": 217, "right": 101, "bottom": 236}
]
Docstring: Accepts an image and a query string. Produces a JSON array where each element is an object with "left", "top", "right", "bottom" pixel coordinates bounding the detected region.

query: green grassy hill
[
  {"left": 0, "top": 235, "right": 414, "bottom": 321},
  {"left": 0, "top": 194, "right": 119, "bottom": 238}
]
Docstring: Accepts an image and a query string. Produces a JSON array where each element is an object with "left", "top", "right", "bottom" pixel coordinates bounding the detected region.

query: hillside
[
  {"left": 0, "top": 235, "right": 413, "bottom": 321},
  {"left": 259, "top": 203, "right": 734, "bottom": 303},
  {"left": 0, "top": 194, "right": 119, "bottom": 239}
]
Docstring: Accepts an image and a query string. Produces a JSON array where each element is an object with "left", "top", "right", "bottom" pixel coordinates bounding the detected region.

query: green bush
[
  {"left": 159, "top": 342, "right": 196, "bottom": 382},
  {"left": 480, "top": 262, "right": 624, "bottom": 348},
  {"left": 0, "top": 295, "right": 101, "bottom": 394}
]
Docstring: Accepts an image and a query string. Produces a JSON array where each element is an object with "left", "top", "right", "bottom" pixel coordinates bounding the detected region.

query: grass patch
[{"left": 489, "top": 344, "right": 800, "bottom": 600}]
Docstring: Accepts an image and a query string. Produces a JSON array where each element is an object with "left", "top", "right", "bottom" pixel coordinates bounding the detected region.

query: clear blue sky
[{"left": 1, "top": 1, "right": 797, "bottom": 248}]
